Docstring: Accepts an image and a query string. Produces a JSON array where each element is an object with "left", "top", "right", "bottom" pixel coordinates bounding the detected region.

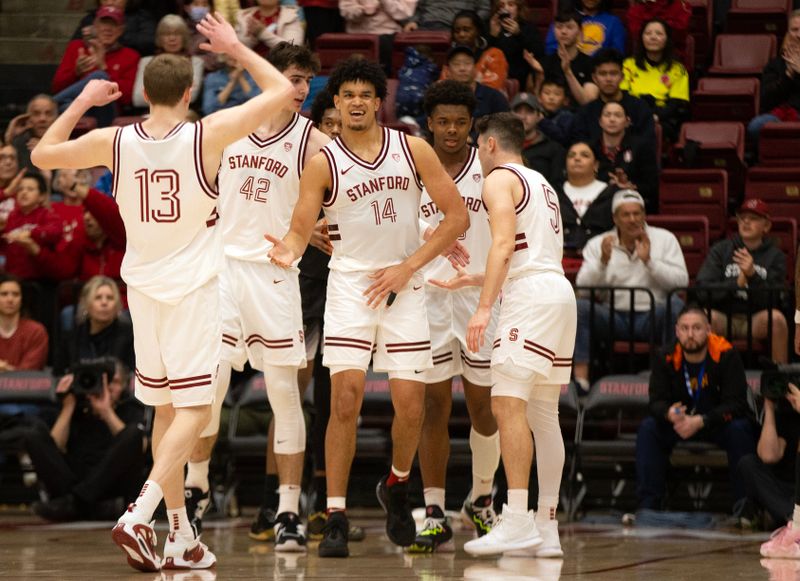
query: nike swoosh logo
[
  {"left": 273, "top": 279, "right": 284, "bottom": 284},
  {"left": 414, "top": 370, "right": 423, "bottom": 374},
  {"left": 413, "top": 285, "right": 422, "bottom": 291},
  {"left": 277, "top": 438, "right": 287, "bottom": 444},
  {"left": 341, "top": 165, "right": 355, "bottom": 175}
]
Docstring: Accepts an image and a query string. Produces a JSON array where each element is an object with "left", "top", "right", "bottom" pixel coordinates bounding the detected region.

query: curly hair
[
  {"left": 423, "top": 80, "right": 477, "bottom": 117},
  {"left": 325, "top": 57, "right": 387, "bottom": 100},
  {"left": 310, "top": 89, "right": 335, "bottom": 126},
  {"left": 268, "top": 41, "right": 320, "bottom": 75}
]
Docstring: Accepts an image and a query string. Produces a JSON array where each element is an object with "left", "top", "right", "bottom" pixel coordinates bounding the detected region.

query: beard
[{"left": 681, "top": 338, "right": 707, "bottom": 355}]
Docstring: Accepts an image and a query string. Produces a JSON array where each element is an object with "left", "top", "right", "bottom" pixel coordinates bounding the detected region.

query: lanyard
[{"left": 682, "top": 360, "right": 705, "bottom": 411}]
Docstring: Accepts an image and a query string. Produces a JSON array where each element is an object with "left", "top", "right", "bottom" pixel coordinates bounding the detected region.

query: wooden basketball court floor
[{"left": 0, "top": 508, "right": 786, "bottom": 580}]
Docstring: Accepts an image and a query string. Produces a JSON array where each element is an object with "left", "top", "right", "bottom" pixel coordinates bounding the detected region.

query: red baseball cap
[
  {"left": 95, "top": 6, "right": 125, "bottom": 24},
  {"left": 737, "top": 198, "right": 770, "bottom": 219}
]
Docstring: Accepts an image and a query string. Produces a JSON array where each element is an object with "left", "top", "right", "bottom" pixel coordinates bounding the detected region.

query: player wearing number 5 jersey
[
  {"left": 267, "top": 58, "right": 469, "bottom": 558},
  {"left": 188, "top": 43, "right": 330, "bottom": 552},
  {"left": 32, "top": 12, "right": 293, "bottom": 573},
  {"left": 463, "top": 113, "right": 577, "bottom": 559}
]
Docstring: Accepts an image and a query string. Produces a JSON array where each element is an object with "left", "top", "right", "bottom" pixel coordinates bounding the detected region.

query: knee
[
  {"left": 424, "top": 390, "right": 451, "bottom": 424},
  {"left": 636, "top": 416, "right": 660, "bottom": 444},
  {"left": 770, "top": 310, "right": 788, "bottom": 333},
  {"left": 467, "top": 399, "right": 496, "bottom": 432},
  {"left": 331, "top": 384, "right": 361, "bottom": 425},
  {"left": 396, "top": 392, "right": 425, "bottom": 425}
]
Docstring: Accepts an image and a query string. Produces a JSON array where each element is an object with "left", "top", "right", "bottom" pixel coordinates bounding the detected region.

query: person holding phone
[{"left": 487, "top": 0, "right": 543, "bottom": 91}]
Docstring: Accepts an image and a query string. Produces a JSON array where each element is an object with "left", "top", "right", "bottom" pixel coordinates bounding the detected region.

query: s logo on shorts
[{"left": 508, "top": 328, "right": 519, "bottom": 342}]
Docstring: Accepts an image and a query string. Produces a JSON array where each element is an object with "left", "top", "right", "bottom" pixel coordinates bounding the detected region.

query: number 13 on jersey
[{"left": 135, "top": 169, "right": 181, "bottom": 223}]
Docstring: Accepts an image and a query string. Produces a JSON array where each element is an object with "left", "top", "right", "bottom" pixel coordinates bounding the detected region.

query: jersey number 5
[
  {"left": 542, "top": 184, "right": 560, "bottom": 234},
  {"left": 135, "top": 169, "right": 180, "bottom": 223}
]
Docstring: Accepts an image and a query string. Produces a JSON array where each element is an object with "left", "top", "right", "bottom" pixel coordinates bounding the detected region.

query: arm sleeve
[
  {"left": 668, "top": 64, "right": 690, "bottom": 101},
  {"left": 52, "top": 41, "right": 82, "bottom": 94},
  {"left": 706, "top": 349, "right": 750, "bottom": 430},
  {"left": 575, "top": 236, "right": 609, "bottom": 287},
  {"left": 382, "top": 0, "right": 417, "bottom": 22},
  {"left": 748, "top": 247, "right": 787, "bottom": 289},
  {"left": 84, "top": 189, "right": 126, "bottom": 249},
  {"left": 31, "top": 210, "right": 63, "bottom": 246},
  {"left": 647, "top": 232, "right": 689, "bottom": 290},
  {"left": 695, "top": 242, "right": 737, "bottom": 288}
]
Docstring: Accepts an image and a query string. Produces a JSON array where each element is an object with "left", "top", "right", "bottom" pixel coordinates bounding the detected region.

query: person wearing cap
[
  {"left": 71, "top": 0, "right": 158, "bottom": 57},
  {"left": 696, "top": 199, "right": 789, "bottom": 364},
  {"left": 573, "top": 189, "right": 688, "bottom": 390},
  {"left": 511, "top": 92, "right": 565, "bottom": 187},
  {"left": 446, "top": 45, "right": 510, "bottom": 127},
  {"left": 52, "top": 6, "right": 141, "bottom": 126}
]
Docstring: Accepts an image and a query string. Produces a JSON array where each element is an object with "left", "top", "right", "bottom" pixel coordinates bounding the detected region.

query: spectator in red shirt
[
  {"left": 0, "top": 274, "right": 48, "bottom": 372},
  {"left": 51, "top": 7, "right": 141, "bottom": 126},
  {"left": 51, "top": 169, "right": 93, "bottom": 247},
  {"left": 1, "top": 172, "right": 62, "bottom": 281},
  {"left": 627, "top": 0, "right": 690, "bottom": 49}
]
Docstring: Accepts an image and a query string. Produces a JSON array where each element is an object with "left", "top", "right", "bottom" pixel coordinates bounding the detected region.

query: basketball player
[
  {"left": 462, "top": 113, "right": 577, "bottom": 557},
  {"left": 180, "top": 42, "right": 328, "bottom": 553},
  {"left": 267, "top": 58, "right": 469, "bottom": 558},
  {"left": 409, "top": 80, "right": 501, "bottom": 554},
  {"left": 32, "top": 13, "right": 294, "bottom": 571}
]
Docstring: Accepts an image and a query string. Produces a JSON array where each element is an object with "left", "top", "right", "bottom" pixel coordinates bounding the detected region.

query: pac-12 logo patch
[
  {"left": 284, "top": 142, "right": 293, "bottom": 152},
  {"left": 473, "top": 173, "right": 481, "bottom": 182},
  {"left": 509, "top": 328, "right": 519, "bottom": 342},
  {"left": 392, "top": 153, "right": 401, "bottom": 162}
]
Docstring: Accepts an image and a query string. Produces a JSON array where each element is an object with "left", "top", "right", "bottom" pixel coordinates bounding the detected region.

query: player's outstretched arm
[
  {"left": 31, "top": 80, "right": 120, "bottom": 170},
  {"left": 405, "top": 137, "right": 469, "bottom": 273},
  {"left": 198, "top": 12, "right": 293, "bottom": 149},
  {"left": 467, "top": 170, "right": 518, "bottom": 353},
  {"left": 267, "top": 152, "right": 329, "bottom": 267}
]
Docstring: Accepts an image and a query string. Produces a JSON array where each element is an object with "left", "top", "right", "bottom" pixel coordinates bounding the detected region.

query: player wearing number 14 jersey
[
  {"left": 199, "top": 43, "right": 330, "bottom": 553},
  {"left": 31, "top": 13, "right": 294, "bottom": 573}
]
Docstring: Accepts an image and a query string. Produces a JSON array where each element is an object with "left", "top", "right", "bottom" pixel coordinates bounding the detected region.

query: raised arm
[
  {"left": 31, "top": 81, "right": 120, "bottom": 170},
  {"left": 197, "top": 12, "right": 294, "bottom": 159}
]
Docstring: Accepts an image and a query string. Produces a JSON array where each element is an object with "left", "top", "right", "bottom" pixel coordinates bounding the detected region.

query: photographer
[
  {"left": 738, "top": 377, "right": 799, "bottom": 529},
  {"left": 22, "top": 359, "right": 146, "bottom": 521}
]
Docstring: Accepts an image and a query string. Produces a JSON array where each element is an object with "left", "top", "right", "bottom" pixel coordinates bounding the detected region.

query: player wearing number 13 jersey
[{"left": 31, "top": 14, "right": 295, "bottom": 574}]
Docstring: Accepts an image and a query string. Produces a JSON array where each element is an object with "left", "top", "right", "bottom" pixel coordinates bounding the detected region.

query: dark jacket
[
  {"left": 570, "top": 92, "right": 656, "bottom": 145},
  {"left": 650, "top": 334, "right": 752, "bottom": 431},
  {"left": 488, "top": 22, "right": 544, "bottom": 89},
  {"left": 54, "top": 318, "right": 135, "bottom": 377},
  {"left": 522, "top": 133, "right": 565, "bottom": 188},
  {"left": 592, "top": 133, "right": 659, "bottom": 214},
  {"left": 474, "top": 82, "right": 511, "bottom": 120},
  {"left": 695, "top": 234, "right": 787, "bottom": 312},
  {"left": 760, "top": 57, "right": 800, "bottom": 114},
  {"left": 556, "top": 182, "right": 616, "bottom": 252}
]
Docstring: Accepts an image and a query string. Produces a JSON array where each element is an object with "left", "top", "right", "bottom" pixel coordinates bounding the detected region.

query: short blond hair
[
  {"left": 155, "top": 14, "right": 190, "bottom": 54},
  {"left": 77, "top": 276, "right": 122, "bottom": 324},
  {"left": 143, "top": 54, "right": 194, "bottom": 106}
]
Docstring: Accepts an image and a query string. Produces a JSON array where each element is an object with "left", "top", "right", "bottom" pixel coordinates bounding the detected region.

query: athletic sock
[
  {"left": 507, "top": 489, "right": 529, "bottom": 513},
  {"left": 793, "top": 505, "right": 800, "bottom": 529},
  {"left": 527, "top": 388, "right": 565, "bottom": 525},
  {"left": 185, "top": 459, "right": 210, "bottom": 492},
  {"left": 327, "top": 496, "right": 346, "bottom": 512},
  {"left": 167, "top": 507, "right": 193, "bottom": 540},
  {"left": 127, "top": 480, "right": 163, "bottom": 523},
  {"left": 470, "top": 428, "right": 500, "bottom": 501},
  {"left": 386, "top": 465, "right": 410, "bottom": 488},
  {"left": 423, "top": 487, "right": 446, "bottom": 512},
  {"left": 277, "top": 484, "right": 301, "bottom": 516},
  {"left": 313, "top": 475, "right": 327, "bottom": 513},
  {"left": 262, "top": 474, "right": 279, "bottom": 511}
]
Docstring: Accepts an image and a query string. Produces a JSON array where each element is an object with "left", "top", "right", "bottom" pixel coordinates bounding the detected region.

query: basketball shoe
[
  {"left": 462, "top": 494, "right": 497, "bottom": 537},
  {"left": 184, "top": 487, "right": 210, "bottom": 536},
  {"left": 162, "top": 532, "right": 216, "bottom": 569},
  {"left": 308, "top": 510, "right": 365, "bottom": 542},
  {"left": 504, "top": 518, "right": 563, "bottom": 558},
  {"left": 249, "top": 506, "right": 277, "bottom": 541},
  {"left": 111, "top": 506, "right": 161, "bottom": 572},
  {"left": 408, "top": 505, "right": 454, "bottom": 553},
  {"left": 318, "top": 510, "right": 349, "bottom": 558},
  {"left": 274, "top": 512, "right": 307, "bottom": 553},
  {"left": 463, "top": 505, "right": 542, "bottom": 556},
  {"left": 376, "top": 475, "right": 416, "bottom": 546},
  {"left": 761, "top": 522, "right": 800, "bottom": 559}
]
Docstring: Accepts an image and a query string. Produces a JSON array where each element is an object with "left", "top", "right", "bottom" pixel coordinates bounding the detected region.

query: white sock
[
  {"left": 527, "top": 388, "right": 564, "bottom": 525},
  {"left": 423, "top": 487, "right": 446, "bottom": 511},
  {"left": 167, "top": 507, "right": 193, "bottom": 540},
  {"left": 793, "top": 505, "right": 800, "bottom": 528},
  {"left": 277, "top": 484, "right": 301, "bottom": 515},
  {"left": 391, "top": 465, "right": 410, "bottom": 479},
  {"left": 507, "top": 489, "right": 528, "bottom": 513},
  {"left": 327, "top": 496, "right": 346, "bottom": 511},
  {"left": 470, "top": 428, "right": 500, "bottom": 501},
  {"left": 185, "top": 459, "right": 210, "bottom": 492},
  {"left": 127, "top": 480, "right": 163, "bottom": 523}
]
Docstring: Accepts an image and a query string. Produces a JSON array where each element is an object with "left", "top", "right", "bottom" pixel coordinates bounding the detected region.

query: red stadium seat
[
  {"left": 659, "top": 169, "right": 728, "bottom": 240},
  {"left": 691, "top": 77, "right": 760, "bottom": 123},
  {"left": 315, "top": 34, "right": 380, "bottom": 74},
  {"left": 708, "top": 34, "right": 776, "bottom": 76},
  {"left": 391, "top": 31, "right": 451, "bottom": 76},
  {"left": 525, "top": 0, "right": 558, "bottom": 30},
  {"left": 744, "top": 167, "right": 800, "bottom": 218},
  {"left": 646, "top": 215, "right": 709, "bottom": 283},
  {"left": 672, "top": 122, "right": 746, "bottom": 202},
  {"left": 725, "top": 0, "right": 791, "bottom": 37},
  {"left": 687, "top": 0, "right": 713, "bottom": 67},
  {"left": 758, "top": 122, "right": 800, "bottom": 166}
]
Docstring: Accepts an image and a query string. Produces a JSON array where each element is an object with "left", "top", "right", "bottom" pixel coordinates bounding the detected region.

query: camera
[
  {"left": 498, "top": 10, "right": 512, "bottom": 20},
  {"left": 71, "top": 358, "right": 117, "bottom": 397},
  {"left": 761, "top": 365, "right": 800, "bottom": 400}
]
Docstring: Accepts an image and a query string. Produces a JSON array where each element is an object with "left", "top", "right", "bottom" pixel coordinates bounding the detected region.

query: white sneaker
[
  {"left": 163, "top": 532, "right": 216, "bottom": 569},
  {"left": 504, "top": 519, "right": 563, "bottom": 558},
  {"left": 111, "top": 513, "right": 161, "bottom": 572},
  {"left": 463, "top": 505, "right": 542, "bottom": 556}
]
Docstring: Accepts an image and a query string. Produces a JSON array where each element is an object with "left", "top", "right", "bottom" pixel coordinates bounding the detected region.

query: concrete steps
[{"left": 0, "top": 0, "right": 87, "bottom": 65}]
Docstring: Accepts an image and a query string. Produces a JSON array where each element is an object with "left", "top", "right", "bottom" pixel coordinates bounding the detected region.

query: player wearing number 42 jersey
[
  {"left": 32, "top": 13, "right": 295, "bottom": 573},
  {"left": 463, "top": 113, "right": 577, "bottom": 559},
  {"left": 267, "top": 57, "right": 469, "bottom": 558},
  {"left": 183, "top": 42, "right": 330, "bottom": 554}
]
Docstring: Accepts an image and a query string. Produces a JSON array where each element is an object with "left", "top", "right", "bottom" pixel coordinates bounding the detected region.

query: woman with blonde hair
[
  {"left": 54, "top": 275, "right": 134, "bottom": 375},
  {"left": 132, "top": 14, "right": 205, "bottom": 107}
]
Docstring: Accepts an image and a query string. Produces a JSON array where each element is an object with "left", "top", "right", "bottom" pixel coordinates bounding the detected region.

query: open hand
[
  {"left": 198, "top": 12, "right": 239, "bottom": 55},
  {"left": 265, "top": 234, "right": 298, "bottom": 268},
  {"left": 429, "top": 265, "right": 483, "bottom": 291}
]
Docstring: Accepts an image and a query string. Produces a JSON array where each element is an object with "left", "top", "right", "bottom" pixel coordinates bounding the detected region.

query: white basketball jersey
[
  {"left": 218, "top": 114, "right": 314, "bottom": 262},
  {"left": 419, "top": 147, "right": 489, "bottom": 281},
  {"left": 112, "top": 121, "right": 223, "bottom": 304},
  {"left": 321, "top": 127, "right": 422, "bottom": 272},
  {"left": 492, "top": 163, "right": 564, "bottom": 279}
]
